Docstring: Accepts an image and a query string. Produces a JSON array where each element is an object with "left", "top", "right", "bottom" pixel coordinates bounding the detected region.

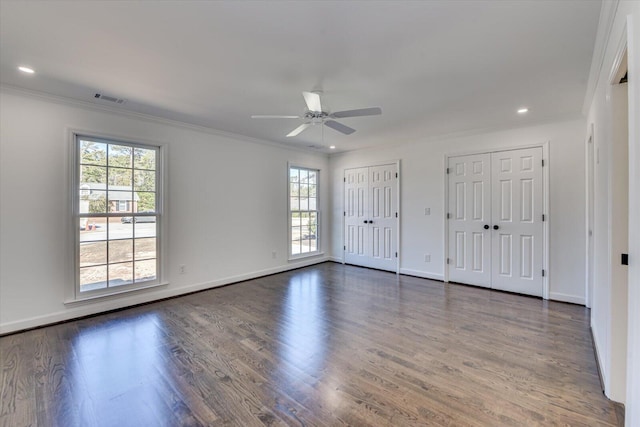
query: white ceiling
[{"left": 0, "top": 1, "right": 601, "bottom": 153}]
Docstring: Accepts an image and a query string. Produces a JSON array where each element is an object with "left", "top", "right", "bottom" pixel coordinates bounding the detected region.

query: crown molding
[
  {"left": 0, "top": 83, "right": 329, "bottom": 158},
  {"left": 583, "top": 0, "right": 620, "bottom": 114}
]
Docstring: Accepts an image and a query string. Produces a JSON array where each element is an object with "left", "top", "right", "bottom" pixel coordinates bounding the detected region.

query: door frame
[
  {"left": 443, "top": 142, "right": 550, "bottom": 299},
  {"left": 585, "top": 124, "right": 595, "bottom": 309},
  {"left": 342, "top": 160, "right": 401, "bottom": 274}
]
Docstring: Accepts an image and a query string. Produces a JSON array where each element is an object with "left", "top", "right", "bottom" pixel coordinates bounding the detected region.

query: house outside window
[{"left": 75, "top": 135, "right": 161, "bottom": 297}]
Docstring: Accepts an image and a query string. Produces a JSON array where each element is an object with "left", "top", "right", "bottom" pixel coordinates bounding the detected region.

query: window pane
[
  {"left": 136, "top": 192, "right": 156, "bottom": 212},
  {"left": 108, "top": 191, "right": 133, "bottom": 213},
  {"left": 307, "top": 213, "right": 317, "bottom": 238},
  {"left": 301, "top": 238, "right": 310, "bottom": 253},
  {"left": 135, "top": 220, "right": 156, "bottom": 238},
  {"left": 109, "top": 262, "right": 133, "bottom": 287},
  {"left": 134, "top": 238, "right": 156, "bottom": 260},
  {"left": 292, "top": 226, "right": 301, "bottom": 241},
  {"left": 310, "top": 238, "right": 317, "bottom": 252},
  {"left": 300, "top": 184, "right": 309, "bottom": 197},
  {"left": 135, "top": 259, "right": 156, "bottom": 283},
  {"left": 80, "top": 189, "right": 107, "bottom": 214},
  {"left": 80, "top": 140, "right": 107, "bottom": 166},
  {"left": 300, "top": 169, "right": 308, "bottom": 183},
  {"left": 300, "top": 197, "right": 308, "bottom": 210},
  {"left": 108, "top": 168, "right": 132, "bottom": 188},
  {"left": 290, "top": 197, "right": 299, "bottom": 210},
  {"left": 134, "top": 170, "right": 156, "bottom": 192},
  {"left": 291, "top": 243, "right": 301, "bottom": 255},
  {"left": 309, "top": 198, "right": 317, "bottom": 210},
  {"left": 80, "top": 241, "right": 107, "bottom": 267},
  {"left": 80, "top": 266, "right": 107, "bottom": 292},
  {"left": 308, "top": 171, "right": 316, "bottom": 185},
  {"left": 109, "top": 239, "right": 133, "bottom": 263},
  {"left": 79, "top": 217, "right": 107, "bottom": 240},
  {"left": 290, "top": 183, "right": 299, "bottom": 197},
  {"left": 134, "top": 147, "right": 156, "bottom": 170},
  {"left": 291, "top": 214, "right": 301, "bottom": 227},
  {"left": 108, "top": 144, "right": 132, "bottom": 168},
  {"left": 110, "top": 218, "right": 133, "bottom": 239},
  {"left": 309, "top": 185, "right": 316, "bottom": 197},
  {"left": 290, "top": 169, "right": 299, "bottom": 183},
  {"left": 80, "top": 165, "right": 106, "bottom": 184}
]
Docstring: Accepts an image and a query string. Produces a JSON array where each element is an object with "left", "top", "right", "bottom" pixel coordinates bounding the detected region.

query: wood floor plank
[{"left": 0, "top": 262, "right": 622, "bottom": 426}]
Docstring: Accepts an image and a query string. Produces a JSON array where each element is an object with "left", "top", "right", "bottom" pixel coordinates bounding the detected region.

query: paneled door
[
  {"left": 448, "top": 147, "right": 544, "bottom": 297},
  {"left": 447, "top": 153, "right": 492, "bottom": 287},
  {"left": 344, "top": 164, "right": 398, "bottom": 272},
  {"left": 490, "top": 148, "right": 543, "bottom": 296}
]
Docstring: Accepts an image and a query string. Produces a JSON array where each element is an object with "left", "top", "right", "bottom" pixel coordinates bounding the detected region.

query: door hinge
[
  {"left": 542, "top": 214, "right": 545, "bottom": 221},
  {"left": 447, "top": 213, "right": 451, "bottom": 219},
  {"left": 447, "top": 258, "right": 450, "bottom": 265},
  {"left": 395, "top": 252, "right": 398, "bottom": 258},
  {"left": 395, "top": 172, "right": 398, "bottom": 178},
  {"left": 344, "top": 177, "right": 346, "bottom": 182},
  {"left": 395, "top": 212, "right": 398, "bottom": 218},
  {"left": 344, "top": 245, "right": 346, "bottom": 251},
  {"left": 542, "top": 159, "right": 545, "bottom": 167},
  {"left": 344, "top": 211, "right": 346, "bottom": 216},
  {"left": 446, "top": 167, "right": 450, "bottom": 174},
  {"left": 542, "top": 269, "right": 546, "bottom": 277}
]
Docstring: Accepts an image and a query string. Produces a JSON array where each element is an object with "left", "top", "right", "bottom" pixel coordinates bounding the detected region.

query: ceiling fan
[{"left": 251, "top": 91, "right": 382, "bottom": 137}]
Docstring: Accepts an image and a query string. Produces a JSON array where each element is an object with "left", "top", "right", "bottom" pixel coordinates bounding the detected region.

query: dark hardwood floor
[{"left": 0, "top": 263, "right": 622, "bottom": 426}]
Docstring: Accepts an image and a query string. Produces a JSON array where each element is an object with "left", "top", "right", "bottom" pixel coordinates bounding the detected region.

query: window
[
  {"left": 289, "top": 166, "right": 319, "bottom": 258},
  {"left": 75, "top": 135, "right": 161, "bottom": 297}
]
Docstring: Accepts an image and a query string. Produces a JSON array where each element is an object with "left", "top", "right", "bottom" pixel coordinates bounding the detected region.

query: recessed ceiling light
[
  {"left": 517, "top": 108, "right": 529, "bottom": 114},
  {"left": 18, "top": 66, "right": 35, "bottom": 74},
  {"left": 329, "top": 145, "right": 336, "bottom": 150}
]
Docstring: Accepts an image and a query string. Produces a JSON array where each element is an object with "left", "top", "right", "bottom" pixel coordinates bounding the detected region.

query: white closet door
[
  {"left": 490, "top": 148, "right": 543, "bottom": 296},
  {"left": 344, "top": 167, "right": 370, "bottom": 266},
  {"left": 448, "top": 153, "right": 492, "bottom": 287},
  {"left": 368, "top": 164, "right": 397, "bottom": 271}
]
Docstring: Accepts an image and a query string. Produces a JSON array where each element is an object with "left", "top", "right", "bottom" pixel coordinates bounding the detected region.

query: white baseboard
[
  {"left": 549, "top": 292, "right": 586, "bottom": 305},
  {"left": 399, "top": 268, "right": 444, "bottom": 281},
  {"left": 327, "top": 256, "right": 343, "bottom": 263},
  {"left": 0, "top": 256, "right": 330, "bottom": 335},
  {"left": 590, "top": 325, "right": 608, "bottom": 394}
]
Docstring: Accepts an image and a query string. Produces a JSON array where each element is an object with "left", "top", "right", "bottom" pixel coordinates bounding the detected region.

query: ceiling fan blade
[
  {"left": 325, "top": 120, "right": 356, "bottom": 135},
  {"left": 251, "top": 115, "right": 301, "bottom": 119},
  {"left": 286, "top": 123, "right": 311, "bottom": 137},
  {"left": 331, "top": 107, "right": 382, "bottom": 118},
  {"left": 302, "top": 91, "right": 322, "bottom": 112}
]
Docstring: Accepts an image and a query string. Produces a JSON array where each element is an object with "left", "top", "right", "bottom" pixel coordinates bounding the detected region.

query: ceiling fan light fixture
[
  {"left": 517, "top": 108, "right": 529, "bottom": 114},
  {"left": 329, "top": 145, "right": 336, "bottom": 150}
]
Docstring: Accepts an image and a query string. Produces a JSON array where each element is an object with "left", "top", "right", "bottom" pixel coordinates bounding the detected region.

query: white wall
[
  {"left": 0, "top": 88, "right": 330, "bottom": 334},
  {"left": 329, "top": 118, "right": 587, "bottom": 304},
  {"left": 585, "top": 0, "right": 640, "bottom": 411}
]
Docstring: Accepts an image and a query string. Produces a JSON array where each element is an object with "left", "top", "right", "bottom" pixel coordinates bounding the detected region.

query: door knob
[
  {"left": 493, "top": 225, "right": 499, "bottom": 230},
  {"left": 484, "top": 224, "right": 490, "bottom": 230},
  {"left": 363, "top": 220, "right": 369, "bottom": 224}
]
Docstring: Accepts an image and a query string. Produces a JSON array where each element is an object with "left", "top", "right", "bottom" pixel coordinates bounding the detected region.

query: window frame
[
  {"left": 71, "top": 133, "right": 164, "bottom": 301},
  {"left": 288, "top": 163, "right": 321, "bottom": 260}
]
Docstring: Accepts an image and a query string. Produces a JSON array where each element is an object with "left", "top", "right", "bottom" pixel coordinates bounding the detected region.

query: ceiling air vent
[{"left": 94, "top": 93, "right": 126, "bottom": 104}]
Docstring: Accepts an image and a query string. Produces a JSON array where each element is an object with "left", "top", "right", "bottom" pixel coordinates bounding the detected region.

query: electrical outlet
[
  {"left": 272, "top": 251, "right": 277, "bottom": 259},
  {"left": 179, "top": 265, "right": 186, "bottom": 274},
  {"left": 425, "top": 254, "right": 431, "bottom": 262},
  {"left": 425, "top": 208, "right": 431, "bottom": 215}
]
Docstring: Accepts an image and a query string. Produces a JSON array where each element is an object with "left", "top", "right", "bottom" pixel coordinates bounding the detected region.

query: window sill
[
  {"left": 288, "top": 251, "right": 324, "bottom": 262},
  {"left": 64, "top": 282, "right": 169, "bottom": 306}
]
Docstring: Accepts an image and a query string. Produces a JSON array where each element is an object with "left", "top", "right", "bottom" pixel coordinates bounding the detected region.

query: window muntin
[
  {"left": 76, "top": 136, "right": 160, "bottom": 295},
  {"left": 289, "top": 166, "right": 319, "bottom": 257}
]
